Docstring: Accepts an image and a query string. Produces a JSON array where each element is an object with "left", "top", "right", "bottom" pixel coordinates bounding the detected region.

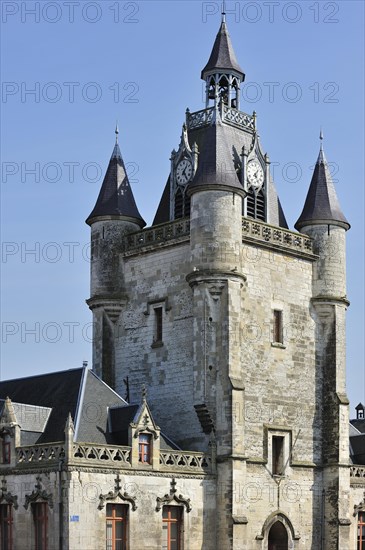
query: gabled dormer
[
  {"left": 108, "top": 393, "right": 161, "bottom": 469},
  {"left": 129, "top": 395, "right": 161, "bottom": 468}
]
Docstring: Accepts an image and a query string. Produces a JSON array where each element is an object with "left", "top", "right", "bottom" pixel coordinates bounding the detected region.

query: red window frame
[
  {"left": 162, "top": 506, "right": 182, "bottom": 550},
  {"left": 138, "top": 434, "right": 151, "bottom": 464},
  {"left": 0, "top": 504, "right": 13, "bottom": 550},
  {"left": 2, "top": 434, "right": 11, "bottom": 464},
  {"left": 32, "top": 502, "right": 48, "bottom": 550},
  {"left": 358, "top": 511, "right": 365, "bottom": 550},
  {"left": 106, "top": 504, "right": 128, "bottom": 550}
]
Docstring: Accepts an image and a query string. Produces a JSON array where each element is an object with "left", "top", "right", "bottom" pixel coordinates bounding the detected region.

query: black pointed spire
[
  {"left": 86, "top": 129, "right": 146, "bottom": 227},
  {"left": 201, "top": 20, "right": 245, "bottom": 81},
  {"left": 295, "top": 136, "right": 349, "bottom": 231}
]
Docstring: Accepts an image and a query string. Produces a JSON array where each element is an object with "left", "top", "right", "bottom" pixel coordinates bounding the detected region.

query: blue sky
[{"left": 1, "top": 1, "right": 364, "bottom": 414}]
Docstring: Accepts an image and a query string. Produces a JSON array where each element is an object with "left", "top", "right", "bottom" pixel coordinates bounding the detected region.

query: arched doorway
[{"left": 268, "top": 520, "right": 288, "bottom": 550}]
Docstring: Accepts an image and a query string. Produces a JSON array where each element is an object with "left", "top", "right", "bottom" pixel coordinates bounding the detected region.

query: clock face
[
  {"left": 247, "top": 160, "right": 264, "bottom": 189},
  {"left": 176, "top": 159, "right": 193, "bottom": 185}
]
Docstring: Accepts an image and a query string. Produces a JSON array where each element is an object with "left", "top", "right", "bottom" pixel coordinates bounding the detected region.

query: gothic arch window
[{"left": 268, "top": 521, "right": 288, "bottom": 550}]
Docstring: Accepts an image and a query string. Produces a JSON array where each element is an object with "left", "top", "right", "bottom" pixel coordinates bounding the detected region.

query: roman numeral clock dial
[
  {"left": 247, "top": 160, "right": 264, "bottom": 189},
  {"left": 176, "top": 159, "right": 193, "bottom": 185}
]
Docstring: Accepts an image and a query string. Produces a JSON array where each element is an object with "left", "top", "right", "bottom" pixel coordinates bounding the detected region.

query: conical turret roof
[
  {"left": 295, "top": 145, "right": 349, "bottom": 231},
  {"left": 201, "top": 20, "right": 245, "bottom": 81},
  {"left": 86, "top": 137, "right": 145, "bottom": 227}
]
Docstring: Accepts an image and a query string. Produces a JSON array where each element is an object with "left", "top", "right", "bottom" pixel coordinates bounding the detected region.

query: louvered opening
[
  {"left": 256, "top": 190, "right": 265, "bottom": 221},
  {"left": 174, "top": 189, "right": 183, "bottom": 219},
  {"left": 246, "top": 189, "right": 255, "bottom": 218},
  {"left": 246, "top": 188, "right": 265, "bottom": 221},
  {"left": 184, "top": 193, "right": 191, "bottom": 218}
]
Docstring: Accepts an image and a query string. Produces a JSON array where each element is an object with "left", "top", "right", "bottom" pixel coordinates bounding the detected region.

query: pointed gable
[
  {"left": 295, "top": 147, "right": 350, "bottom": 231},
  {"left": 86, "top": 141, "right": 146, "bottom": 227},
  {"left": 201, "top": 21, "right": 245, "bottom": 80}
]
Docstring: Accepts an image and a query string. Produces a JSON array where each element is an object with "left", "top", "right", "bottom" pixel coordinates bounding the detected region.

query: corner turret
[
  {"left": 295, "top": 134, "right": 350, "bottom": 300},
  {"left": 86, "top": 126, "right": 145, "bottom": 227},
  {"left": 296, "top": 134, "right": 351, "bottom": 547},
  {"left": 295, "top": 134, "right": 349, "bottom": 232},
  {"left": 86, "top": 127, "right": 145, "bottom": 387}
]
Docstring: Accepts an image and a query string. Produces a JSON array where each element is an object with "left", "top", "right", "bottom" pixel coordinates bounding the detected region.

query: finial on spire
[
  {"left": 142, "top": 385, "right": 147, "bottom": 401},
  {"left": 222, "top": 0, "right": 226, "bottom": 22},
  {"left": 319, "top": 127, "right": 324, "bottom": 150},
  {"left": 115, "top": 121, "right": 119, "bottom": 144}
]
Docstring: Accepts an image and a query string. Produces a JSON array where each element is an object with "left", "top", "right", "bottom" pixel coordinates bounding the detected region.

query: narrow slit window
[
  {"left": 272, "top": 436, "right": 285, "bottom": 475},
  {"left": 273, "top": 310, "right": 283, "bottom": 344},
  {"left": 154, "top": 307, "right": 163, "bottom": 344}
]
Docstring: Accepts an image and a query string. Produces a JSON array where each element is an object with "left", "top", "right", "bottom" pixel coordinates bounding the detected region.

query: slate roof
[
  {"left": 295, "top": 147, "right": 350, "bottom": 231},
  {"left": 0, "top": 368, "right": 180, "bottom": 449},
  {"left": 187, "top": 118, "right": 245, "bottom": 194},
  {"left": 153, "top": 175, "right": 171, "bottom": 226},
  {"left": 350, "top": 434, "right": 365, "bottom": 464},
  {"left": 74, "top": 368, "right": 128, "bottom": 445},
  {"left": 0, "top": 401, "right": 52, "bottom": 433},
  {"left": 86, "top": 142, "right": 146, "bottom": 227},
  {"left": 0, "top": 368, "right": 83, "bottom": 444},
  {"left": 201, "top": 21, "right": 245, "bottom": 80},
  {"left": 350, "top": 418, "right": 365, "bottom": 434}
]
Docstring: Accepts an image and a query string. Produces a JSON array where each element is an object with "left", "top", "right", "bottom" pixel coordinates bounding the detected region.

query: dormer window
[{"left": 138, "top": 434, "right": 151, "bottom": 464}]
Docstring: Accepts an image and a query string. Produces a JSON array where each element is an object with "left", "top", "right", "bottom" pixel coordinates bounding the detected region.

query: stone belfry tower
[
  {"left": 86, "top": 127, "right": 145, "bottom": 388},
  {"left": 87, "top": 14, "right": 352, "bottom": 549}
]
